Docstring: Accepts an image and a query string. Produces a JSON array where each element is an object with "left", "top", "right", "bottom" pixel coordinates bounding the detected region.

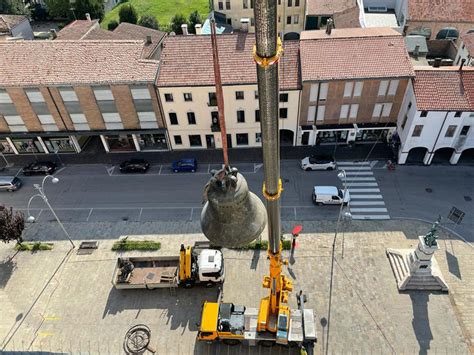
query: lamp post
[
  {"left": 333, "top": 170, "right": 348, "bottom": 248},
  {"left": 26, "top": 175, "right": 75, "bottom": 248}
]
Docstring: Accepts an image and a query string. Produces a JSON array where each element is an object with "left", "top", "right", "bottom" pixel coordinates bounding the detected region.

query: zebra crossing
[{"left": 338, "top": 161, "right": 390, "bottom": 220}]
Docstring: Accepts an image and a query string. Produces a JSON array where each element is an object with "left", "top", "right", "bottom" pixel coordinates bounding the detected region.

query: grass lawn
[
  {"left": 111, "top": 239, "right": 161, "bottom": 251},
  {"left": 101, "top": 0, "right": 210, "bottom": 30}
]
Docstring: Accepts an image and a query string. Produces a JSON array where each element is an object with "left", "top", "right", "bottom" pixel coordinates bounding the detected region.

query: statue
[{"left": 423, "top": 216, "right": 441, "bottom": 247}]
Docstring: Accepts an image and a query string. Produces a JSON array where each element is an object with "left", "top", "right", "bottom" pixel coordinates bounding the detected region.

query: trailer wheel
[
  {"left": 184, "top": 280, "right": 195, "bottom": 289},
  {"left": 223, "top": 339, "right": 240, "bottom": 346},
  {"left": 205, "top": 282, "right": 215, "bottom": 288},
  {"left": 258, "top": 340, "right": 274, "bottom": 347}
]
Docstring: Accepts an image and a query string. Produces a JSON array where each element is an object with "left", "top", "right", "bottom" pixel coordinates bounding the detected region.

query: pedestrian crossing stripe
[
  {"left": 352, "top": 215, "right": 390, "bottom": 220},
  {"left": 351, "top": 194, "right": 383, "bottom": 199},
  {"left": 348, "top": 188, "right": 381, "bottom": 193},
  {"left": 350, "top": 208, "right": 388, "bottom": 213},
  {"left": 350, "top": 201, "right": 385, "bottom": 206}
]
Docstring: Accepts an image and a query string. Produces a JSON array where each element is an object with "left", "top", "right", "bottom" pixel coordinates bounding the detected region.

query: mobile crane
[{"left": 197, "top": 0, "right": 317, "bottom": 350}]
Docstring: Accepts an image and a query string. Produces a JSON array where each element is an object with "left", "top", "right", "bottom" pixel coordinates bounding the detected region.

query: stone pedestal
[{"left": 386, "top": 236, "right": 448, "bottom": 292}]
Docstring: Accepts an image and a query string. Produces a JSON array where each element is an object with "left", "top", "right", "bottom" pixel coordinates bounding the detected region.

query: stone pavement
[{"left": 0, "top": 220, "right": 472, "bottom": 354}]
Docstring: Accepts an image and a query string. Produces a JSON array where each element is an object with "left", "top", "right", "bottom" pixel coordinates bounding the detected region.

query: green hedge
[
  {"left": 233, "top": 240, "right": 292, "bottom": 251},
  {"left": 15, "top": 242, "right": 54, "bottom": 251},
  {"left": 112, "top": 240, "right": 161, "bottom": 251}
]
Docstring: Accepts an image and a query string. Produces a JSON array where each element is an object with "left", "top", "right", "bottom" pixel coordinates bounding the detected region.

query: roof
[
  {"left": 333, "top": 6, "right": 361, "bottom": 29},
  {"left": 0, "top": 41, "right": 159, "bottom": 87},
  {"left": 404, "top": 35, "right": 428, "bottom": 53},
  {"left": 83, "top": 28, "right": 118, "bottom": 40},
  {"left": 113, "top": 23, "right": 166, "bottom": 58},
  {"left": 461, "top": 31, "right": 474, "bottom": 56},
  {"left": 300, "top": 28, "right": 414, "bottom": 81},
  {"left": 0, "top": 15, "right": 27, "bottom": 34},
  {"left": 156, "top": 33, "right": 300, "bottom": 90},
  {"left": 413, "top": 68, "right": 474, "bottom": 111},
  {"left": 408, "top": 0, "right": 474, "bottom": 23},
  {"left": 306, "top": 0, "right": 355, "bottom": 16},
  {"left": 56, "top": 19, "right": 99, "bottom": 40}
]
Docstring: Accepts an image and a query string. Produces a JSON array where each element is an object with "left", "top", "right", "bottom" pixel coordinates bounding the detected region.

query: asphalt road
[{"left": 1, "top": 160, "right": 473, "bottom": 241}]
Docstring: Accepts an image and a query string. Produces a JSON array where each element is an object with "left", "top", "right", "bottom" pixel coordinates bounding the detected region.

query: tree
[
  {"left": 138, "top": 15, "right": 159, "bottom": 30},
  {"left": 31, "top": 3, "right": 49, "bottom": 21},
  {"left": 188, "top": 11, "right": 201, "bottom": 34},
  {"left": 73, "top": 0, "right": 104, "bottom": 21},
  {"left": 45, "top": 0, "right": 69, "bottom": 19},
  {"left": 170, "top": 14, "right": 186, "bottom": 34},
  {"left": 119, "top": 4, "right": 138, "bottom": 24},
  {"left": 107, "top": 20, "right": 119, "bottom": 31},
  {"left": 0, "top": 0, "right": 30, "bottom": 16},
  {"left": 0, "top": 207, "right": 25, "bottom": 245}
]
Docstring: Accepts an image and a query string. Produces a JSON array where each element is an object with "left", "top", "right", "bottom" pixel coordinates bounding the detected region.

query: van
[
  {"left": 0, "top": 176, "right": 22, "bottom": 192},
  {"left": 312, "top": 186, "right": 350, "bottom": 205}
]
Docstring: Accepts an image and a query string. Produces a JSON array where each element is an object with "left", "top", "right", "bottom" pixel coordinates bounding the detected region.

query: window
[
  {"left": 279, "top": 93, "right": 288, "bottom": 102},
  {"left": 378, "top": 80, "right": 389, "bottom": 96},
  {"left": 250, "top": 0, "right": 254, "bottom": 8},
  {"left": 226, "top": 0, "right": 231, "bottom": 9},
  {"left": 309, "top": 84, "right": 318, "bottom": 102},
  {"left": 287, "top": 16, "right": 291, "bottom": 24},
  {"left": 401, "top": 114, "right": 408, "bottom": 130},
  {"left": 382, "top": 103, "right": 392, "bottom": 117},
  {"left": 454, "top": 111, "right": 462, "bottom": 117},
  {"left": 319, "top": 83, "right": 328, "bottom": 101},
  {"left": 388, "top": 80, "right": 399, "bottom": 96},
  {"left": 295, "top": 0, "right": 299, "bottom": 6},
  {"left": 187, "top": 112, "right": 196, "bottom": 124},
  {"left": 412, "top": 125, "right": 423, "bottom": 137},
  {"left": 349, "top": 104, "right": 359, "bottom": 118},
  {"left": 169, "top": 112, "right": 178, "bottom": 125},
  {"left": 255, "top": 109, "right": 260, "bottom": 122},
  {"left": 279, "top": 108, "right": 288, "bottom": 119},
  {"left": 339, "top": 104, "right": 358, "bottom": 119},
  {"left": 317, "top": 106, "right": 325, "bottom": 121},
  {"left": 278, "top": 16, "right": 281, "bottom": 23},
  {"left": 208, "top": 92, "right": 217, "bottom": 106},
  {"left": 184, "top": 93, "right": 193, "bottom": 102},
  {"left": 0, "top": 89, "right": 12, "bottom": 103},
  {"left": 93, "top": 88, "right": 114, "bottom": 101},
  {"left": 218, "top": 1, "right": 223, "bottom": 10},
  {"left": 408, "top": 101, "right": 412, "bottom": 110},
  {"left": 445, "top": 125, "right": 457, "bottom": 137},
  {"left": 70, "top": 113, "right": 89, "bottom": 130},
  {"left": 460, "top": 125, "right": 470, "bottom": 136},
  {"left": 237, "top": 110, "right": 245, "bottom": 123},
  {"left": 189, "top": 135, "right": 202, "bottom": 147},
  {"left": 251, "top": 17, "right": 255, "bottom": 26},
  {"left": 287, "top": 0, "right": 292, "bottom": 6},
  {"left": 174, "top": 135, "right": 182, "bottom": 145},
  {"left": 4, "top": 115, "right": 27, "bottom": 132},
  {"left": 236, "top": 133, "right": 249, "bottom": 145},
  {"left": 307, "top": 106, "right": 315, "bottom": 122},
  {"left": 340, "top": 105, "right": 350, "bottom": 119},
  {"left": 344, "top": 82, "right": 353, "bottom": 98},
  {"left": 243, "top": 0, "right": 248, "bottom": 8},
  {"left": 293, "top": 15, "right": 299, "bottom": 24},
  {"left": 256, "top": 133, "right": 262, "bottom": 143},
  {"left": 236, "top": 91, "right": 244, "bottom": 100},
  {"left": 37, "top": 114, "right": 57, "bottom": 131},
  {"left": 138, "top": 112, "right": 158, "bottom": 129},
  {"left": 254, "top": 90, "right": 259, "bottom": 99},
  {"left": 372, "top": 104, "right": 383, "bottom": 118},
  {"left": 25, "top": 89, "right": 45, "bottom": 103},
  {"left": 165, "top": 93, "right": 174, "bottom": 102},
  {"left": 354, "top": 82, "right": 363, "bottom": 97},
  {"left": 420, "top": 110, "right": 428, "bottom": 117},
  {"left": 102, "top": 113, "right": 123, "bottom": 130},
  {"left": 131, "top": 87, "right": 151, "bottom": 100}
]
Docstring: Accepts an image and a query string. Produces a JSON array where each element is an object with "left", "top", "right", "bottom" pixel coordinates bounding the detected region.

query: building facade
[
  {"left": 397, "top": 68, "right": 474, "bottom": 165},
  {"left": 454, "top": 31, "right": 474, "bottom": 67},
  {"left": 297, "top": 28, "right": 414, "bottom": 146},
  {"left": 0, "top": 41, "right": 168, "bottom": 157}
]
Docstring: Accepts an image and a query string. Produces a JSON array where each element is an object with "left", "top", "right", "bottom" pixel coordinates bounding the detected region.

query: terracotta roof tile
[
  {"left": 0, "top": 40, "right": 159, "bottom": 87},
  {"left": 0, "top": 15, "right": 27, "bottom": 31},
  {"left": 300, "top": 28, "right": 414, "bottom": 81},
  {"left": 306, "top": 0, "right": 355, "bottom": 16},
  {"left": 408, "top": 0, "right": 474, "bottom": 23},
  {"left": 113, "top": 22, "right": 166, "bottom": 58},
  {"left": 56, "top": 20, "right": 99, "bottom": 40},
  {"left": 461, "top": 31, "right": 474, "bottom": 56},
  {"left": 156, "top": 33, "right": 300, "bottom": 90},
  {"left": 83, "top": 28, "right": 119, "bottom": 40},
  {"left": 413, "top": 68, "right": 474, "bottom": 111}
]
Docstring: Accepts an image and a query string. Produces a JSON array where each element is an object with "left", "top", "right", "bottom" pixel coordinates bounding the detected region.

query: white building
[
  {"left": 454, "top": 31, "right": 474, "bottom": 67},
  {"left": 156, "top": 33, "right": 300, "bottom": 150},
  {"left": 397, "top": 68, "right": 474, "bottom": 165}
]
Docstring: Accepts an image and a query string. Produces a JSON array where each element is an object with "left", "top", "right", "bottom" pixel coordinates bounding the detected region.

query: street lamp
[
  {"left": 333, "top": 170, "right": 348, "bottom": 248},
  {"left": 26, "top": 175, "right": 75, "bottom": 248}
]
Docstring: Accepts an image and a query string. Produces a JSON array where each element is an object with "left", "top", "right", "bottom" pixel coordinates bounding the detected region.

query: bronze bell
[{"left": 201, "top": 167, "right": 267, "bottom": 248}]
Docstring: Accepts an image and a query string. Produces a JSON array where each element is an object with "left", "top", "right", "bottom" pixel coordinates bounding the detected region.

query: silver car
[{"left": 0, "top": 176, "right": 22, "bottom": 192}]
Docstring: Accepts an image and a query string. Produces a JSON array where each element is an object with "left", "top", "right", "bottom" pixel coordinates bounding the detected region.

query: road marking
[
  {"left": 350, "top": 201, "right": 385, "bottom": 206},
  {"left": 106, "top": 166, "right": 114, "bottom": 176},
  {"left": 343, "top": 171, "right": 373, "bottom": 176},
  {"left": 370, "top": 161, "right": 378, "bottom": 168},
  {"left": 158, "top": 165, "right": 163, "bottom": 175},
  {"left": 337, "top": 161, "right": 370, "bottom": 165},
  {"left": 43, "top": 315, "right": 60, "bottom": 321},
  {"left": 35, "top": 209, "right": 44, "bottom": 221},
  {"left": 337, "top": 166, "right": 372, "bottom": 170},
  {"left": 351, "top": 215, "right": 390, "bottom": 220},
  {"left": 351, "top": 194, "right": 383, "bottom": 199},
  {"left": 343, "top": 177, "right": 376, "bottom": 181},
  {"left": 254, "top": 163, "right": 263, "bottom": 173},
  {"left": 190, "top": 208, "right": 194, "bottom": 221},
  {"left": 138, "top": 208, "right": 143, "bottom": 222},
  {"left": 350, "top": 208, "right": 388, "bottom": 213},
  {"left": 347, "top": 188, "right": 381, "bottom": 193},
  {"left": 207, "top": 164, "right": 210, "bottom": 174},
  {"left": 345, "top": 183, "right": 378, "bottom": 187},
  {"left": 294, "top": 207, "right": 297, "bottom": 220},
  {"left": 86, "top": 208, "right": 93, "bottom": 222},
  {"left": 54, "top": 167, "right": 66, "bottom": 175}
]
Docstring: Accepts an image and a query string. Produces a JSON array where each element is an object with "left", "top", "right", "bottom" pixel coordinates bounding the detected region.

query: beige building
[
  {"left": 298, "top": 28, "right": 414, "bottom": 146},
  {"left": 156, "top": 33, "right": 301, "bottom": 150},
  {"left": 210, "top": 0, "right": 305, "bottom": 38}
]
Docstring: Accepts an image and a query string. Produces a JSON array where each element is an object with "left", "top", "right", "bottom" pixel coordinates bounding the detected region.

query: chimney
[
  {"left": 85, "top": 13, "right": 91, "bottom": 21},
  {"left": 195, "top": 24, "right": 202, "bottom": 35},
  {"left": 50, "top": 28, "right": 57, "bottom": 39},
  {"left": 459, "top": 58, "right": 466, "bottom": 71},
  {"left": 181, "top": 24, "right": 188, "bottom": 35},
  {"left": 240, "top": 18, "right": 249, "bottom": 32},
  {"left": 433, "top": 57, "right": 442, "bottom": 68},
  {"left": 326, "top": 18, "right": 334, "bottom": 35},
  {"left": 413, "top": 45, "right": 420, "bottom": 58},
  {"left": 146, "top": 35, "right": 152, "bottom": 44}
]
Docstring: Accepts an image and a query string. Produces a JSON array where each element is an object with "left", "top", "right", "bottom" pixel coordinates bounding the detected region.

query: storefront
[
  {"left": 103, "top": 134, "right": 136, "bottom": 152},
  {"left": 43, "top": 137, "right": 76, "bottom": 153},
  {"left": 0, "top": 139, "right": 15, "bottom": 154},
  {"left": 315, "top": 124, "right": 355, "bottom": 145},
  {"left": 355, "top": 123, "right": 396, "bottom": 143},
  {"left": 11, "top": 137, "right": 45, "bottom": 154},
  {"left": 136, "top": 133, "right": 168, "bottom": 151},
  {"left": 99, "top": 130, "right": 169, "bottom": 153}
]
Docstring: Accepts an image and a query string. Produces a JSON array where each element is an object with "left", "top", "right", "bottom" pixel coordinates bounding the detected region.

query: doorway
[
  {"left": 206, "top": 135, "right": 215, "bottom": 149},
  {"left": 227, "top": 134, "right": 232, "bottom": 148},
  {"left": 301, "top": 132, "right": 309, "bottom": 145}
]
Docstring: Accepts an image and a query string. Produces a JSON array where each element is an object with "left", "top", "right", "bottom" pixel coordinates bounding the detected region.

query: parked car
[
  {"left": 0, "top": 176, "right": 22, "bottom": 192},
  {"left": 312, "top": 186, "right": 350, "bottom": 205},
  {"left": 119, "top": 159, "right": 150, "bottom": 173},
  {"left": 172, "top": 158, "right": 197, "bottom": 173},
  {"left": 22, "top": 161, "right": 56, "bottom": 176},
  {"left": 301, "top": 155, "right": 336, "bottom": 171}
]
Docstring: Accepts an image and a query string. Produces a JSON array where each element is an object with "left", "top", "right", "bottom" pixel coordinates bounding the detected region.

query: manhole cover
[
  {"left": 464, "top": 196, "right": 472, "bottom": 201},
  {"left": 425, "top": 188, "right": 433, "bottom": 193},
  {"left": 124, "top": 324, "right": 151, "bottom": 354},
  {"left": 122, "top": 217, "right": 129, "bottom": 221}
]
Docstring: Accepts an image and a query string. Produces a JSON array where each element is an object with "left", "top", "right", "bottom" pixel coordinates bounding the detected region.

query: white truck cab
[
  {"left": 312, "top": 186, "right": 350, "bottom": 205},
  {"left": 198, "top": 249, "right": 225, "bottom": 283}
]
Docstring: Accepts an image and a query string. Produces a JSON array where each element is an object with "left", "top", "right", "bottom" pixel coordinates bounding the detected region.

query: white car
[
  {"left": 312, "top": 186, "right": 350, "bottom": 205},
  {"left": 301, "top": 155, "right": 336, "bottom": 171}
]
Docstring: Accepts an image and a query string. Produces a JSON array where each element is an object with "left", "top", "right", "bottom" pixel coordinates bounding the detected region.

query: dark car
[
  {"left": 172, "top": 158, "right": 197, "bottom": 173},
  {"left": 119, "top": 159, "right": 150, "bottom": 173},
  {"left": 23, "top": 161, "right": 56, "bottom": 176}
]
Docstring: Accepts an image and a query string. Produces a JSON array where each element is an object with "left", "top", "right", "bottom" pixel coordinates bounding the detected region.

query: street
[{"left": 1, "top": 159, "right": 473, "bottom": 241}]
